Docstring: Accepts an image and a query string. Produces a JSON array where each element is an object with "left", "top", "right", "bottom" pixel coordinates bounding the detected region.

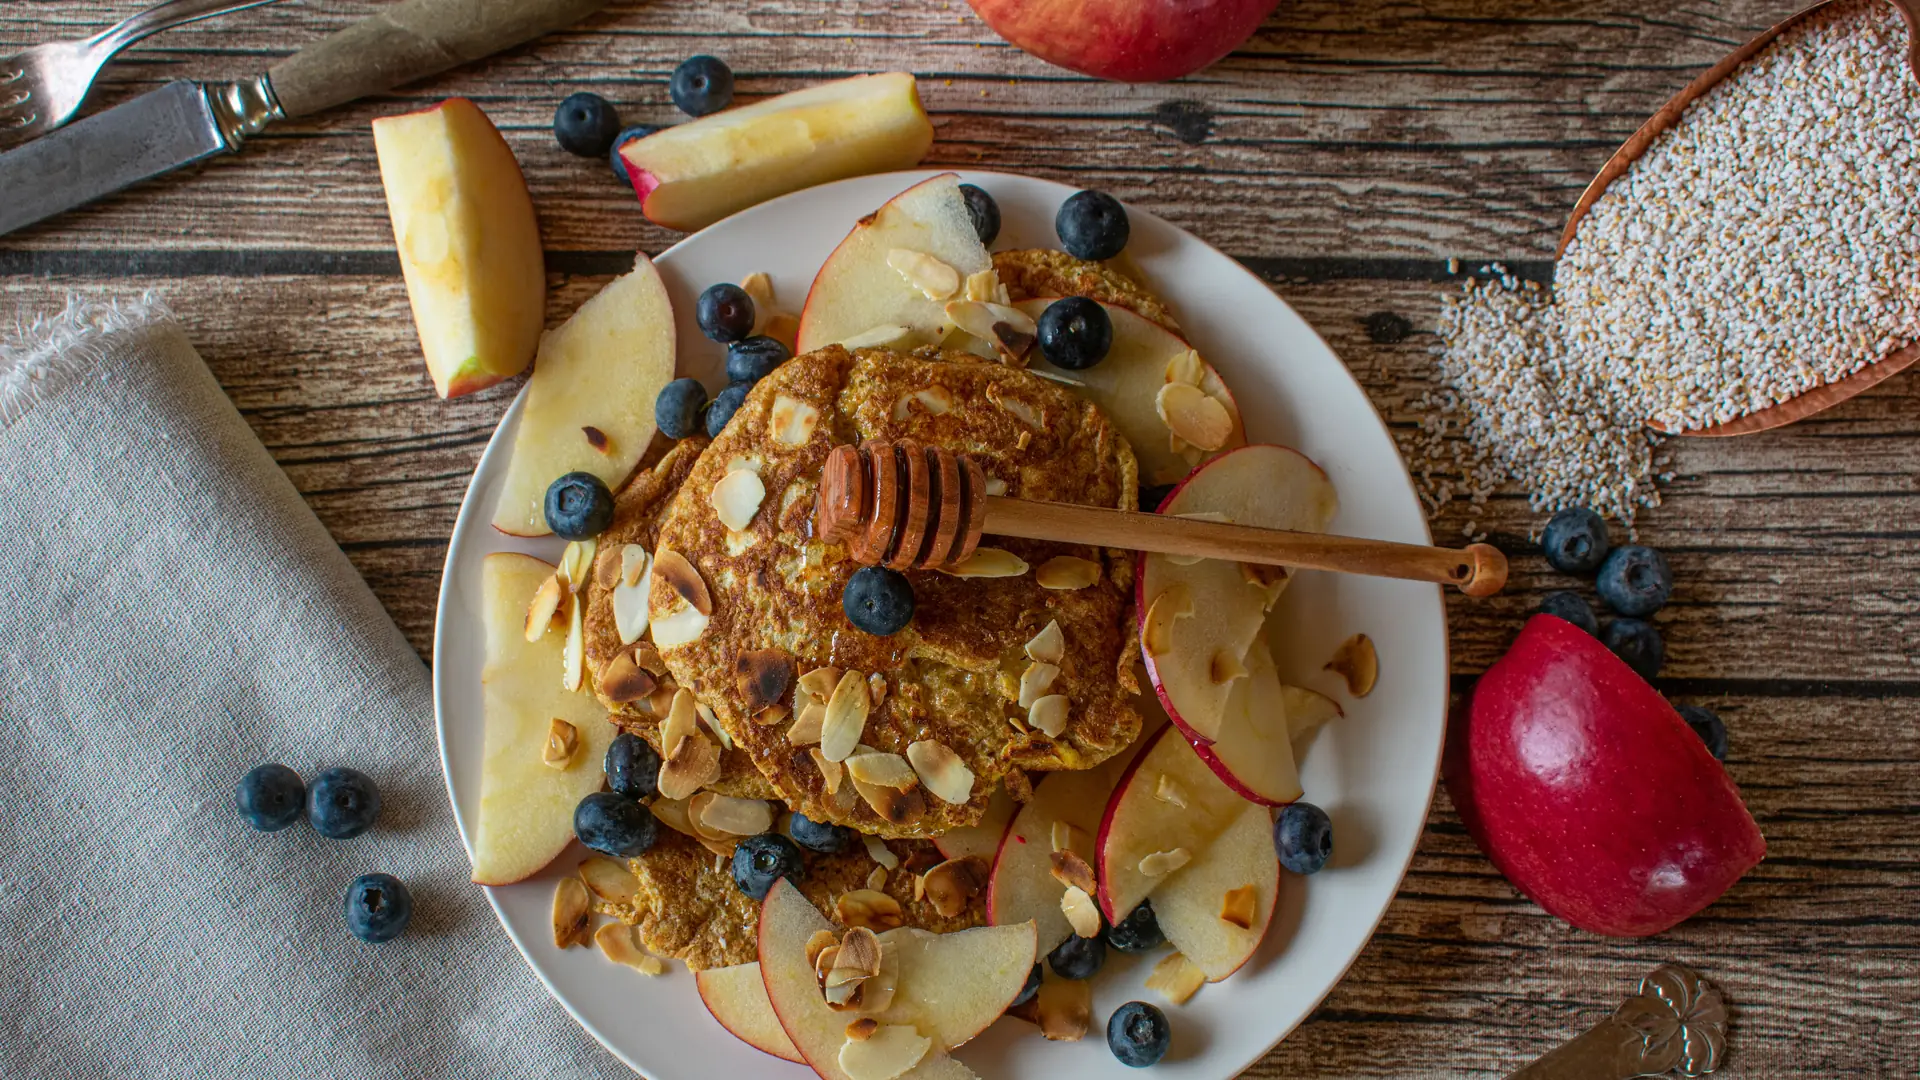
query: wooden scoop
[
  {"left": 814, "top": 441, "right": 1508, "bottom": 597},
  {"left": 1558, "top": 0, "right": 1920, "bottom": 437}
]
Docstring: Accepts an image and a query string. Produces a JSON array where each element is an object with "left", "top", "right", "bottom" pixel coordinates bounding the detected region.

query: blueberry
[
  {"left": 1540, "top": 507, "right": 1610, "bottom": 574},
  {"left": 656, "top": 378, "right": 709, "bottom": 440},
  {"left": 706, "top": 382, "right": 751, "bottom": 438},
  {"left": 1602, "top": 617, "right": 1665, "bottom": 681},
  {"left": 727, "top": 335, "right": 790, "bottom": 385},
  {"left": 1596, "top": 545, "right": 1673, "bottom": 617},
  {"left": 1539, "top": 590, "right": 1598, "bottom": 636},
  {"left": 697, "top": 283, "right": 755, "bottom": 343},
  {"left": 1677, "top": 704, "right": 1728, "bottom": 760},
  {"left": 543, "top": 471, "right": 616, "bottom": 540},
  {"left": 1274, "top": 801, "right": 1332, "bottom": 875},
  {"left": 554, "top": 92, "right": 622, "bottom": 158},
  {"left": 958, "top": 183, "right": 1001, "bottom": 246},
  {"left": 609, "top": 124, "right": 660, "bottom": 185},
  {"left": 236, "top": 763, "right": 304, "bottom": 832},
  {"left": 669, "top": 55, "right": 734, "bottom": 117},
  {"left": 575, "top": 791, "right": 658, "bottom": 858},
  {"left": 343, "top": 872, "right": 413, "bottom": 943},
  {"left": 308, "top": 767, "right": 381, "bottom": 840},
  {"left": 1056, "top": 190, "right": 1130, "bottom": 261},
  {"left": 1037, "top": 296, "right": 1113, "bottom": 371},
  {"left": 843, "top": 566, "right": 915, "bottom": 636},
  {"left": 1106, "top": 1001, "right": 1171, "bottom": 1068},
  {"left": 1105, "top": 900, "right": 1165, "bottom": 953},
  {"left": 787, "top": 812, "right": 854, "bottom": 854},
  {"left": 731, "top": 833, "right": 804, "bottom": 900},
  {"left": 1138, "top": 484, "right": 1176, "bottom": 512},
  {"left": 1012, "top": 962, "right": 1042, "bottom": 1007},
  {"left": 605, "top": 733, "right": 662, "bottom": 800},
  {"left": 1047, "top": 931, "right": 1106, "bottom": 980}
]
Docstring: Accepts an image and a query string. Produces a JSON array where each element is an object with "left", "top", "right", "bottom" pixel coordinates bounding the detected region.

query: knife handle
[{"left": 266, "top": 0, "right": 612, "bottom": 119}]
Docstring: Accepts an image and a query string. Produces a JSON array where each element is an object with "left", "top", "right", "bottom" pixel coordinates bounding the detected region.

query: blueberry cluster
[
  {"left": 550, "top": 56, "right": 737, "bottom": 185},
  {"left": 234, "top": 764, "right": 412, "bottom": 943},
  {"left": 575, "top": 735, "right": 661, "bottom": 860}
]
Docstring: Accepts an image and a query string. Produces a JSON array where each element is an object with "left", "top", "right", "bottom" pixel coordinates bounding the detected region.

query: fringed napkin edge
[{"left": 1, "top": 292, "right": 171, "bottom": 428}]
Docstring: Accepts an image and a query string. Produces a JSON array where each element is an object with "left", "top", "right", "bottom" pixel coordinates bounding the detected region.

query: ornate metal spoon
[{"left": 1507, "top": 964, "right": 1728, "bottom": 1079}]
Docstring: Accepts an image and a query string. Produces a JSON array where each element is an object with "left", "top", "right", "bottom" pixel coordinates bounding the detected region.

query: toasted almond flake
[
  {"left": 1028, "top": 694, "right": 1070, "bottom": 738},
  {"left": 542, "top": 717, "right": 580, "bottom": 769},
  {"left": 845, "top": 1017, "right": 879, "bottom": 1043},
  {"left": 964, "top": 268, "right": 1003, "bottom": 303},
  {"left": 710, "top": 467, "right": 767, "bottom": 532},
  {"left": 763, "top": 312, "right": 800, "bottom": 352},
  {"left": 524, "top": 574, "right": 565, "bottom": 642},
  {"left": 866, "top": 672, "right": 888, "bottom": 712},
  {"left": 853, "top": 777, "right": 926, "bottom": 827},
  {"left": 578, "top": 856, "right": 641, "bottom": 906},
  {"left": 645, "top": 683, "right": 677, "bottom": 717},
  {"left": 562, "top": 595, "right": 586, "bottom": 692},
  {"left": 559, "top": 538, "right": 597, "bottom": 591},
  {"left": 1018, "top": 662, "right": 1061, "bottom": 708},
  {"left": 1241, "top": 560, "right": 1290, "bottom": 608},
  {"left": 789, "top": 701, "right": 827, "bottom": 745},
  {"left": 698, "top": 794, "right": 774, "bottom": 837},
  {"left": 861, "top": 834, "right": 898, "bottom": 870},
  {"left": 1141, "top": 583, "right": 1194, "bottom": 658},
  {"left": 1327, "top": 633, "right": 1379, "bottom": 697},
  {"left": 649, "top": 603, "right": 709, "bottom": 647},
  {"left": 612, "top": 577, "right": 650, "bottom": 646},
  {"left": 595, "top": 922, "right": 666, "bottom": 974},
  {"left": 806, "top": 928, "right": 840, "bottom": 970},
  {"left": 987, "top": 383, "right": 1044, "bottom": 428},
  {"left": 835, "top": 889, "right": 906, "bottom": 932},
  {"left": 865, "top": 866, "right": 887, "bottom": 891},
  {"left": 846, "top": 751, "right": 917, "bottom": 791},
  {"left": 1035, "top": 556, "right": 1100, "bottom": 591},
  {"left": 1050, "top": 850, "right": 1097, "bottom": 895},
  {"left": 1061, "top": 885, "right": 1101, "bottom": 938},
  {"left": 982, "top": 475, "right": 1008, "bottom": 496},
  {"left": 837, "top": 1023, "right": 930, "bottom": 1080},
  {"left": 1037, "top": 973, "right": 1091, "bottom": 1041},
  {"left": 820, "top": 669, "right": 872, "bottom": 762},
  {"left": 1156, "top": 382, "right": 1233, "bottom": 452},
  {"left": 912, "top": 874, "right": 926, "bottom": 902},
  {"left": 695, "top": 699, "right": 733, "bottom": 751},
  {"left": 657, "top": 733, "right": 721, "bottom": 801},
  {"left": 835, "top": 926, "right": 883, "bottom": 978},
  {"left": 1051, "top": 821, "right": 1087, "bottom": 858},
  {"left": 1024, "top": 620, "right": 1065, "bottom": 664},
  {"left": 945, "top": 300, "right": 1037, "bottom": 365},
  {"left": 1221, "top": 884, "right": 1258, "bottom": 930},
  {"left": 941, "top": 547, "right": 1028, "bottom": 579},
  {"left": 886, "top": 248, "right": 962, "bottom": 301},
  {"left": 552, "top": 877, "right": 591, "bottom": 949},
  {"left": 823, "top": 975, "right": 861, "bottom": 1008},
  {"left": 686, "top": 795, "right": 732, "bottom": 842},
  {"left": 1146, "top": 952, "right": 1207, "bottom": 1005},
  {"left": 630, "top": 643, "right": 668, "bottom": 676},
  {"left": 890, "top": 385, "right": 955, "bottom": 422},
  {"left": 770, "top": 394, "right": 821, "bottom": 446},
  {"left": 1210, "top": 648, "right": 1250, "bottom": 685},
  {"left": 815, "top": 944, "right": 841, "bottom": 983},
  {"left": 811, "top": 748, "right": 845, "bottom": 792},
  {"left": 733, "top": 649, "right": 793, "bottom": 715},
  {"left": 661, "top": 688, "right": 700, "bottom": 760},
  {"left": 1154, "top": 774, "right": 1189, "bottom": 809},
  {"left": 838, "top": 324, "right": 917, "bottom": 350},
  {"left": 1165, "top": 349, "right": 1205, "bottom": 387},
  {"left": 598, "top": 651, "right": 656, "bottom": 704},
  {"left": 652, "top": 548, "right": 712, "bottom": 616},
  {"left": 798, "top": 666, "right": 843, "bottom": 703},
  {"left": 1140, "top": 848, "right": 1192, "bottom": 877},
  {"left": 905, "top": 740, "right": 974, "bottom": 805},
  {"left": 741, "top": 271, "right": 775, "bottom": 326},
  {"left": 921, "top": 856, "right": 989, "bottom": 918},
  {"left": 650, "top": 796, "right": 695, "bottom": 837},
  {"left": 755, "top": 701, "right": 790, "bottom": 727}
]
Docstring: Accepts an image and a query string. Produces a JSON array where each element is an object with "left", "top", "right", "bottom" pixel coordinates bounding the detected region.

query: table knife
[{"left": 0, "top": 0, "right": 611, "bottom": 238}]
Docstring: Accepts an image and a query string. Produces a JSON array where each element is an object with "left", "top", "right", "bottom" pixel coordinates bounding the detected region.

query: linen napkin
[{"left": 0, "top": 296, "right": 633, "bottom": 1080}]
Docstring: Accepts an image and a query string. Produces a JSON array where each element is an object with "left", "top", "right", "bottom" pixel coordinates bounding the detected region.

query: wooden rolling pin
[{"left": 814, "top": 440, "right": 1508, "bottom": 597}]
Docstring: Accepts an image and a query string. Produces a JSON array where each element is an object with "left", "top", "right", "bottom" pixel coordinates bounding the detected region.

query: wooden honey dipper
[{"left": 814, "top": 441, "right": 1508, "bottom": 596}]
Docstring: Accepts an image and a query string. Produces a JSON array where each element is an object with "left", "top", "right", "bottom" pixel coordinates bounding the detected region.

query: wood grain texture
[{"left": 3, "top": 0, "right": 1916, "bottom": 1075}]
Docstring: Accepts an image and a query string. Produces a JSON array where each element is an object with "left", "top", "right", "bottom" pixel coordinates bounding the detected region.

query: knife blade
[{"left": 0, "top": 0, "right": 612, "bottom": 239}]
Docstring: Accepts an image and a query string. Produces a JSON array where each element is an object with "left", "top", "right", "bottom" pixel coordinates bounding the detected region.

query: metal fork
[{"left": 0, "top": 0, "right": 286, "bottom": 148}]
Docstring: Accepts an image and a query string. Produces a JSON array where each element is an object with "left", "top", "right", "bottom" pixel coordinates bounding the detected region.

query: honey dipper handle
[{"left": 981, "top": 496, "right": 1508, "bottom": 596}]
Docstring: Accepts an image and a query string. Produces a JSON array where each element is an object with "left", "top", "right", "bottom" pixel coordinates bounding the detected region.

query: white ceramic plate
[{"left": 433, "top": 169, "right": 1447, "bottom": 1079}]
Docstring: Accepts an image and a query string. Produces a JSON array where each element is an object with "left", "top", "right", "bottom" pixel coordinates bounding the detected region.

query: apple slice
[
  {"left": 1139, "top": 444, "right": 1338, "bottom": 745},
  {"left": 619, "top": 73, "right": 934, "bottom": 232},
  {"left": 470, "top": 553, "right": 617, "bottom": 884},
  {"left": 871, "top": 924, "right": 1038, "bottom": 1049},
  {"left": 932, "top": 784, "right": 1016, "bottom": 862},
  {"left": 1015, "top": 298, "right": 1244, "bottom": 486},
  {"left": 1095, "top": 725, "right": 1254, "bottom": 924},
  {"left": 1149, "top": 795, "right": 1278, "bottom": 981},
  {"left": 491, "top": 253, "right": 677, "bottom": 536},
  {"left": 695, "top": 962, "right": 804, "bottom": 1063},
  {"left": 372, "top": 98, "right": 544, "bottom": 399},
  {"left": 796, "top": 174, "right": 992, "bottom": 354},
  {"left": 986, "top": 745, "right": 1143, "bottom": 954},
  {"left": 1188, "top": 635, "right": 1302, "bottom": 806}
]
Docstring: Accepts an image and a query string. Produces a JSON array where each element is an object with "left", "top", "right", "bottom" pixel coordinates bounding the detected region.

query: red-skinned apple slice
[
  {"left": 1446, "top": 615, "right": 1767, "bottom": 937},
  {"left": 965, "top": 0, "right": 1281, "bottom": 83},
  {"left": 695, "top": 962, "right": 803, "bottom": 1063},
  {"left": 1150, "top": 796, "right": 1278, "bottom": 981},
  {"left": 1096, "top": 725, "right": 1258, "bottom": 924},
  {"left": 796, "top": 174, "right": 992, "bottom": 354},
  {"left": 1015, "top": 297, "right": 1245, "bottom": 486},
  {"left": 1188, "top": 635, "right": 1303, "bottom": 806},
  {"left": 933, "top": 784, "right": 1016, "bottom": 862}
]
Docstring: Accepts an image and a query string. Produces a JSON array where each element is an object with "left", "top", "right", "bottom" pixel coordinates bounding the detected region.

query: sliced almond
[
  {"left": 595, "top": 922, "right": 666, "bottom": 975},
  {"left": 1036, "top": 973, "right": 1092, "bottom": 1041},
  {"left": 845, "top": 1017, "right": 879, "bottom": 1043},
  {"left": 834, "top": 926, "right": 883, "bottom": 980},
  {"left": 652, "top": 548, "right": 712, "bottom": 616},
  {"left": 1035, "top": 556, "right": 1101, "bottom": 591},
  {"left": 838, "top": 324, "right": 917, "bottom": 350},
  {"left": 559, "top": 538, "right": 597, "bottom": 591},
  {"left": 650, "top": 604, "right": 709, "bottom": 648},
  {"left": 1028, "top": 694, "right": 1070, "bottom": 738},
  {"left": 599, "top": 651, "right": 656, "bottom": 704},
  {"left": 835, "top": 889, "right": 906, "bottom": 932},
  {"left": 1220, "top": 884, "right": 1258, "bottom": 930},
  {"left": 764, "top": 312, "right": 800, "bottom": 353},
  {"left": 645, "top": 682, "right": 677, "bottom": 718},
  {"left": 853, "top": 777, "right": 926, "bottom": 827},
  {"left": 524, "top": 574, "right": 565, "bottom": 642},
  {"left": 578, "top": 856, "right": 641, "bottom": 906},
  {"left": 1156, "top": 382, "right": 1233, "bottom": 452},
  {"left": 789, "top": 701, "right": 827, "bottom": 745},
  {"left": 755, "top": 701, "right": 790, "bottom": 727},
  {"left": 552, "top": 876, "right": 591, "bottom": 949},
  {"left": 806, "top": 928, "right": 840, "bottom": 970},
  {"left": 710, "top": 467, "right": 768, "bottom": 532},
  {"left": 823, "top": 975, "right": 862, "bottom": 1009},
  {"left": 695, "top": 699, "right": 733, "bottom": 752},
  {"left": 612, "top": 576, "right": 650, "bottom": 646},
  {"left": 886, "top": 248, "right": 962, "bottom": 301},
  {"left": 650, "top": 796, "right": 696, "bottom": 837},
  {"left": 1061, "top": 885, "right": 1101, "bottom": 938},
  {"left": 866, "top": 866, "right": 888, "bottom": 891},
  {"left": 661, "top": 688, "right": 700, "bottom": 760},
  {"left": 867, "top": 672, "right": 888, "bottom": 711},
  {"left": 815, "top": 944, "right": 841, "bottom": 984},
  {"left": 820, "top": 669, "right": 872, "bottom": 763},
  {"left": 964, "top": 268, "right": 1005, "bottom": 303},
  {"left": 619, "top": 543, "right": 649, "bottom": 587},
  {"left": 945, "top": 300, "right": 1037, "bottom": 365},
  {"left": 1050, "top": 850, "right": 1096, "bottom": 895},
  {"left": 1139, "top": 848, "right": 1193, "bottom": 878},
  {"left": 861, "top": 835, "right": 899, "bottom": 872},
  {"left": 1165, "top": 348, "right": 1205, "bottom": 387},
  {"left": 798, "top": 665, "right": 843, "bottom": 703},
  {"left": 811, "top": 747, "right": 845, "bottom": 793},
  {"left": 542, "top": 717, "right": 580, "bottom": 769},
  {"left": 1018, "top": 662, "right": 1060, "bottom": 709},
  {"left": 1146, "top": 951, "right": 1206, "bottom": 1005},
  {"left": 905, "top": 740, "right": 975, "bottom": 805},
  {"left": 1141, "top": 582, "right": 1194, "bottom": 658},
  {"left": 741, "top": 271, "right": 775, "bottom": 327},
  {"left": 770, "top": 393, "right": 821, "bottom": 446},
  {"left": 987, "top": 383, "right": 1045, "bottom": 428},
  {"left": 697, "top": 794, "right": 774, "bottom": 837},
  {"left": 562, "top": 594, "right": 585, "bottom": 692},
  {"left": 890, "top": 385, "right": 955, "bottom": 422},
  {"left": 1210, "top": 648, "right": 1249, "bottom": 685},
  {"left": 734, "top": 649, "right": 793, "bottom": 715},
  {"left": 1154, "top": 774, "right": 1189, "bottom": 809},
  {"left": 838, "top": 1023, "right": 930, "bottom": 1080},
  {"left": 657, "top": 733, "right": 721, "bottom": 801},
  {"left": 1326, "top": 633, "right": 1379, "bottom": 697},
  {"left": 921, "top": 856, "right": 989, "bottom": 918},
  {"left": 1051, "top": 821, "right": 1087, "bottom": 858},
  {"left": 941, "top": 547, "right": 1029, "bottom": 579},
  {"left": 1024, "top": 620, "right": 1065, "bottom": 665},
  {"left": 982, "top": 475, "right": 1009, "bottom": 497},
  {"left": 846, "top": 751, "right": 917, "bottom": 791}
]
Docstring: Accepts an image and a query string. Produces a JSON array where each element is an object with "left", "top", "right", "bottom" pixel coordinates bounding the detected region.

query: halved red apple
[
  {"left": 695, "top": 962, "right": 803, "bottom": 1063},
  {"left": 933, "top": 784, "right": 1016, "bottom": 862}
]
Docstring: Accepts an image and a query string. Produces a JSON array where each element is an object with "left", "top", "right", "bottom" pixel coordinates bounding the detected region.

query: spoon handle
[{"left": 1505, "top": 964, "right": 1728, "bottom": 1080}]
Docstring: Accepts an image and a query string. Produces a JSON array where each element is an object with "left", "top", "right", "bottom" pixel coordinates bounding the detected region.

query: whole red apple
[
  {"left": 965, "top": 0, "right": 1281, "bottom": 83},
  {"left": 1445, "top": 614, "right": 1765, "bottom": 936}
]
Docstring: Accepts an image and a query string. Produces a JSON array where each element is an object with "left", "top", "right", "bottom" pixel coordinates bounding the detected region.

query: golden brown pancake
[{"left": 993, "top": 248, "right": 1177, "bottom": 329}]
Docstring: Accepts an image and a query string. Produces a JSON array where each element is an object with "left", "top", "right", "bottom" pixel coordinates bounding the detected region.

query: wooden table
[{"left": 4, "top": 1, "right": 1915, "bottom": 1074}]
